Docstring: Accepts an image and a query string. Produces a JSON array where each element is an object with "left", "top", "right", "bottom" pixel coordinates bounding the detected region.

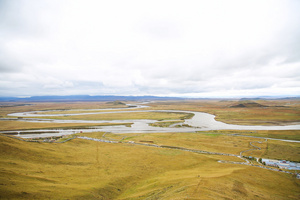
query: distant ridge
[
  {"left": 240, "top": 97, "right": 300, "bottom": 100},
  {"left": 0, "top": 95, "right": 299, "bottom": 102},
  {"left": 0, "top": 95, "right": 183, "bottom": 102},
  {"left": 230, "top": 100, "right": 268, "bottom": 108}
]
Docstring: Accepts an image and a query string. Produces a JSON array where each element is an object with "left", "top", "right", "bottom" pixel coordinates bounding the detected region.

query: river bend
[{"left": 1, "top": 102, "right": 300, "bottom": 138}]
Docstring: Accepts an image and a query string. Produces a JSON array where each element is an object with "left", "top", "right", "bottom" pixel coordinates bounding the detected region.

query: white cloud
[{"left": 0, "top": 0, "right": 299, "bottom": 97}]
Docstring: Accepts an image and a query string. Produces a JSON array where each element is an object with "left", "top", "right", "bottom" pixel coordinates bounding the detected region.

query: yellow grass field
[
  {"left": 0, "top": 121, "right": 132, "bottom": 131},
  {"left": 0, "top": 102, "right": 130, "bottom": 118},
  {"left": 0, "top": 100, "right": 299, "bottom": 199},
  {"left": 1, "top": 135, "right": 299, "bottom": 199},
  {"left": 148, "top": 99, "right": 300, "bottom": 125},
  {"left": 84, "top": 131, "right": 300, "bottom": 162},
  {"left": 29, "top": 111, "right": 192, "bottom": 121}
]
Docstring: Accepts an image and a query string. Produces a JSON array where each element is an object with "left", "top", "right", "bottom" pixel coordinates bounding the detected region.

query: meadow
[
  {"left": 148, "top": 99, "right": 300, "bottom": 125},
  {"left": 0, "top": 121, "right": 133, "bottom": 131},
  {"left": 1, "top": 133, "right": 299, "bottom": 199},
  {"left": 93, "top": 131, "right": 300, "bottom": 162},
  {"left": 27, "top": 111, "right": 193, "bottom": 121},
  {"left": 0, "top": 99, "right": 299, "bottom": 199}
]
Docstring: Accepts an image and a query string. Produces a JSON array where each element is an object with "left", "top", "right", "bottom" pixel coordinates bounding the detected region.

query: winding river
[{"left": 1, "top": 102, "right": 300, "bottom": 138}]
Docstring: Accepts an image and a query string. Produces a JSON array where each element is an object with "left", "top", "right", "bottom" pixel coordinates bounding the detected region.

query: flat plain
[{"left": 0, "top": 99, "right": 299, "bottom": 199}]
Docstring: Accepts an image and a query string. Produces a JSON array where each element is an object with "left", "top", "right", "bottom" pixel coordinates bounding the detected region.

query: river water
[{"left": 1, "top": 103, "right": 300, "bottom": 138}]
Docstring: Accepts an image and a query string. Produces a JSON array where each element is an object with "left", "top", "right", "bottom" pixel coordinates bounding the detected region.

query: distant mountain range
[
  {"left": 0, "top": 95, "right": 299, "bottom": 102},
  {"left": 0, "top": 95, "right": 183, "bottom": 102}
]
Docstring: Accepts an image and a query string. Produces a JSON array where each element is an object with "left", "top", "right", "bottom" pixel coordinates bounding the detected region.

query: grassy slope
[
  {"left": 261, "top": 140, "right": 300, "bottom": 162},
  {"left": 111, "top": 131, "right": 300, "bottom": 162},
  {"left": 240, "top": 130, "right": 300, "bottom": 141},
  {"left": 149, "top": 99, "right": 300, "bottom": 126},
  {"left": 121, "top": 132, "right": 255, "bottom": 155},
  {"left": 1, "top": 100, "right": 300, "bottom": 199},
  {"left": 1, "top": 135, "right": 299, "bottom": 199}
]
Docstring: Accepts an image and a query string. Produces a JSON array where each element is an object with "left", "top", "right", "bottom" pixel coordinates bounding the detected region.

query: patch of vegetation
[
  {"left": 106, "top": 100, "right": 126, "bottom": 105},
  {"left": 0, "top": 121, "right": 133, "bottom": 131},
  {"left": 203, "top": 133, "right": 221, "bottom": 137},
  {"left": 0, "top": 101, "right": 130, "bottom": 119},
  {"left": 149, "top": 120, "right": 183, "bottom": 127},
  {"left": 30, "top": 111, "right": 192, "bottom": 121},
  {"left": 174, "top": 123, "right": 192, "bottom": 128},
  {"left": 261, "top": 140, "right": 300, "bottom": 162},
  {"left": 239, "top": 130, "right": 300, "bottom": 141},
  {"left": 230, "top": 100, "right": 268, "bottom": 108},
  {"left": 202, "top": 130, "right": 300, "bottom": 141}
]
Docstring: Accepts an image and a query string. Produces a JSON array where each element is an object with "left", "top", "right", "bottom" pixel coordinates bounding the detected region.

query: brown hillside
[{"left": 230, "top": 101, "right": 268, "bottom": 108}]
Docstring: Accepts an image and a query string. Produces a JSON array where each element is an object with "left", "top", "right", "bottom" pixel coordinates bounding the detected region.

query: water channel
[{"left": 1, "top": 102, "right": 300, "bottom": 139}]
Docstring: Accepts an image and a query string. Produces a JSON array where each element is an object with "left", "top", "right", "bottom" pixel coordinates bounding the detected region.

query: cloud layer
[{"left": 0, "top": 0, "right": 300, "bottom": 97}]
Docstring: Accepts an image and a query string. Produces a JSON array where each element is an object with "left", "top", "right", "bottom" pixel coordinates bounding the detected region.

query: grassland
[
  {"left": 93, "top": 131, "right": 300, "bottom": 162},
  {"left": 261, "top": 140, "right": 300, "bottom": 162},
  {"left": 149, "top": 120, "right": 184, "bottom": 127},
  {"left": 35, "top": 109, "right": 128, "bottom": 115},
  {"left": 0, "top": 99, "right": 300, "bottom": 199},
  {"left": 0, "top": 121, "right": 133, "bottom": 131},
  {"left": 149, "top": 99, "right": 300, "bottom": 125},
  {"left": 0, "top": 101, "right": 130, "bottom": 118},
  {"left": 28, "top": 111, "right": 192, "bottom": 121},
  {"left": 203, "top": 129, "right": 300, "bottom": 141},
  {"left": 1, "top": 134, "right": 299, "bottom": 199},
  {"left": 240, "top": 130, "right": 300, "bottom": 141}
]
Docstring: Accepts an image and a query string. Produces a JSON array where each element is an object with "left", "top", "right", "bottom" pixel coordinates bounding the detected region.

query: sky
[{"left": 0, "top": 0, "right": 300, "bottom": 98}]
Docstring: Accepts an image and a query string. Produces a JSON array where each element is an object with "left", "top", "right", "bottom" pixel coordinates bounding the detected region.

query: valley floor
[{"left": 0, "top": 100, "right": 299, "bottom": 199}]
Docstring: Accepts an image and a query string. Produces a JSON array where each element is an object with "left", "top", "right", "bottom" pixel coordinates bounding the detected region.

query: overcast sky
[{"left": 0, "top": 0, "right": 300, "bottom": 98}]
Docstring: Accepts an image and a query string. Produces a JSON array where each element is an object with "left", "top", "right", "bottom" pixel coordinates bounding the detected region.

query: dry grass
[
  {"left": 240, "top": 130, "right": 300, "bottom": 141},
  {"left": 260, "top": 140, "right": 300, "bottom": 162},
  {"left": 149, "top": 120, "right": 184, "bottom": 127},
  {"left": 1, "top": 100, "right": 300, "bottom": 199},
  {"left": 0, "top": 121, "right": 132, "bottom": 131},
  {"left": 0, "top": 101, "right": 130, "bottom": 118},
  {"left": 76, "top": 131, "right": 300, "bottom": 162},
  {"left": 106, "top": 131, "right": 300, "bottom": 161},
  {"left": 203, "top": 129, "right": 300, "bottom": 141},
  {"left": 36, "top": 109, "right": 129, "bottom": 115},
  {"left": 120, "top": 132, "right": 255, "bottom": 155},
  {"left": 149, "top": 99, "right": 300, "bottom": 125},
  {"left": 30, "top": 111, "right": 191, "bottom": 121},
  {"left": 1, "top": 135, "right": 299, "bottom": 199}
]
